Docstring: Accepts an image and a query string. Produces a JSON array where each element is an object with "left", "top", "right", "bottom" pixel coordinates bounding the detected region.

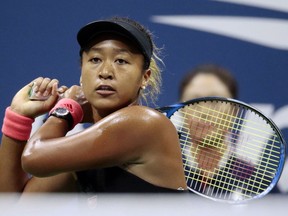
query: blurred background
[{"left": 1, "top": 0, "right": 288, "bottom": 206}]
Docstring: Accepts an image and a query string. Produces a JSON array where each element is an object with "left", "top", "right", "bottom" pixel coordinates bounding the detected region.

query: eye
[
  {"left": 115, "top": 58, "right": 128, "bottom": 65},
  {"left": 89, "top": 57, "right": 101, "bottom": 64}
]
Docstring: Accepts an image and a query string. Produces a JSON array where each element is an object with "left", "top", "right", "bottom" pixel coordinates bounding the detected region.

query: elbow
[
  {"left": 22, "top": 154, "right": 50, "bottom": 177},
  {"left": 21, "top": 140, "right": 49, "bottom": 177},
  {"left": 21, "top": 152, "right": 43, "bottom": 177},
  {"left": 21, "top": 153, "right": 33, "bottom": 175}
]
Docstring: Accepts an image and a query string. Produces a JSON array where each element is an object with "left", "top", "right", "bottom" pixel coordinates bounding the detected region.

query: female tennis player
[{"left": 0, "top": 17, "right": 187, "bottom": 193}]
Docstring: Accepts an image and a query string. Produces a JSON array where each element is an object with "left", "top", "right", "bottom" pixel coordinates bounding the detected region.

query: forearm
[
  {"left": 22, "top": 117, "right": 71, "bottom": 177},
  {"left": 0, "top": 135, "right": 29, "bottom": 192},
  {"left": 22, "top": 98, "right": 84, "bottom": 177},
  {"left": 30, "top": 117, "right": 70, "bottom": 140}
]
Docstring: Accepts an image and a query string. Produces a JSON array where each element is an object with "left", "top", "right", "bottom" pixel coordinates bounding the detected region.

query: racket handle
[
  {"left": 29, "top": 85, "right": 88, "bottom": 105},
  {"left": 28, "top": 85, "right": 63, "bottom": 101}
]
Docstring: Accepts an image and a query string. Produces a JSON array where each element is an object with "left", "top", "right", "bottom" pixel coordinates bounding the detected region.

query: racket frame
[{"left": 157, "top": 96, "right": 286, "bottom": 203}]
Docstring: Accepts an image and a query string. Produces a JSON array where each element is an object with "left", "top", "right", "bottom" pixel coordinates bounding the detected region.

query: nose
[{"left": 99, "top": 61, "right": 114, "bottom": 80}]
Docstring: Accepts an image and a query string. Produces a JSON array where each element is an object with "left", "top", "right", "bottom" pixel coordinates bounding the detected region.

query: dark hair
[{"left": 179, "top": 64, "right": 238, "bottom": 99}]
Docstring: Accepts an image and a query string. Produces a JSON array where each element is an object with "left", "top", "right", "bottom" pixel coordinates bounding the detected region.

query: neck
[{"left": 92, "top": 100, "right": 140, "bottom": 123}]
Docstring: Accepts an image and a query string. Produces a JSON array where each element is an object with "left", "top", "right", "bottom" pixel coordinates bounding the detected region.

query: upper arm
[{"left": 22, "top": 106, "right": 177, "bottom": 177}]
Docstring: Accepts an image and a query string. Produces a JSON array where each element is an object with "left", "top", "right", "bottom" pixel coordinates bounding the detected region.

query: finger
[
  {"left": 28, "top": 78, "right": 59, "bottom": 100},
  {"left": 37, "top": 78, "right": 52, "bottom": 94},
  {"left": 45, "top": 82, "right": 59, "bottom": 106},
  {"left": 42, "top": 78, "right": 59, "bottom": 97},
  {"left": 29, "top": 77, "right": 45, "bottom": 92},
  {"left": 57, "top": 85, "right": 69, "bottom": 94}
]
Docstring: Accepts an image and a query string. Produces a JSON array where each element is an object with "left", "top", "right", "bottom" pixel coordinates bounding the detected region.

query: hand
[{"left": 10, "top": 77, "right": 60, "bottom": 118}]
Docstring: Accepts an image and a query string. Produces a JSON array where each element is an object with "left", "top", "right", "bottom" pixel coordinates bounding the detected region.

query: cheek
[
  {"left": 80, "top": 83, "right": 90, "bottom": 100},
  {"left": 80, "top": 72, "right": 93, "bottom": 95},
  {"left": 118, "top": 76, "right": 142, "bottom": 96},
  {"left": 81, "top": 66, "right": 96, "bottom": 85},
  {"left": 121, "top": 80, "right": 141, "bottom": 94}
]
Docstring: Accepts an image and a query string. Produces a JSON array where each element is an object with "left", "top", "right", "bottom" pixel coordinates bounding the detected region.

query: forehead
[
  {"left": 189, "top": 73, "right": 225, "bottom": 86},
  {"left": 184, "top": 73, "right": 231, "bottom": 96}
]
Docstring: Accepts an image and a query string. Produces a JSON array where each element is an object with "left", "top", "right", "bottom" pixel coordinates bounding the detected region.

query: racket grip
[
  {"left": 29, "top": 85, "right": 63, "bottom": 101},
  {"left": 28, "top": 85, "right": 87, "bottom": 105}
]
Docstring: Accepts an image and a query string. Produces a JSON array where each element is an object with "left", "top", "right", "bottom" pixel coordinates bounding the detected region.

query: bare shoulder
[
  {"left": 114, "top": 105, "right": 176, "bottom": 133},
  {"left": 107, "top": 105, "right": 180, "bottom": 155},
  {"left": 119, "top": 105, "right": 170, "bottom": 121}
]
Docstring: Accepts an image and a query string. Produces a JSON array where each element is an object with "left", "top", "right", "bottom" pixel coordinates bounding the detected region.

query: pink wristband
[
  {"left": 1, "top": 107, "right": 34, "bottom": 141},
  {"left": 49, "top": 98, "right": 84, "bottom": 129}
]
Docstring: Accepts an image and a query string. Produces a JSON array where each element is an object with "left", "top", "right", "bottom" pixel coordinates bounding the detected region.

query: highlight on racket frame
[{"left": 157, "top": 97, "right": 286, "bottom": 203}]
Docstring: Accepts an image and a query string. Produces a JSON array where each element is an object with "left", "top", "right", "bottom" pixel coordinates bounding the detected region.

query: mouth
[{"left": 96, "top": 85, "right": 116, "bottom": 95}]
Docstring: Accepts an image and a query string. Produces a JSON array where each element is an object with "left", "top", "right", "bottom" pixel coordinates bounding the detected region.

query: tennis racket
[{"left": 157, "top": 97, "right": 286, "bottom": 203}]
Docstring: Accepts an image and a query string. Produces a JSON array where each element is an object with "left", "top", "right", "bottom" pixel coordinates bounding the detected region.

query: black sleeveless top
[{"left": 76, "top": 167, "right": 186, "bottom": 193}]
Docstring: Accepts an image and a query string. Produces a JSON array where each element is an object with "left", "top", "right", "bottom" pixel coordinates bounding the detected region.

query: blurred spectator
[
  {"left": 178, "top": 64, "right": 238, "bottom": 102},
  {"left": 177, "top": 63, "right": 285, "bottom": 195}
]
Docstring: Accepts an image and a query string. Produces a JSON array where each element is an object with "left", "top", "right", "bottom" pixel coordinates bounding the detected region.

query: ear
[{"left": 141, "top": 69, "right": 151, "bottom": 88}]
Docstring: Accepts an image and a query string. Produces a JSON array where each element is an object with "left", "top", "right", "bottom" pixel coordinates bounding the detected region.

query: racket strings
[
  {"left": 179, "top": 124, "right": 279, "bottom": 180},
  {"left": 178, "top": 104, "right": 279, "bottom": 143},
  {"left": 180, "top": 126, "right": 280, "bottom": 172},
  {"left": 182, "top": 145, "right": 271, "bottom": 199},
  {"left": 179, "top": 103, "right": 281, "bottom": 159},
  {"left": 171, "top": 101, "right": 282, "bottom": 201},
  {"left": 182, "top": 147, "right": 274, "bottom": 189},
  {"left": 184, "top": 172, "right": 265, "bottom": 198},
  {"left": 181, "top": 134, "right": 271, "bottom": 195}
]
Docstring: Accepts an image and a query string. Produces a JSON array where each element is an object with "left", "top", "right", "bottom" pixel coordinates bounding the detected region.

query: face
[
  {"left": 181, "top": 73, "right": 232, "bottom": 102},
  {"left": 80, "top": 34, "right": 150, "bottom": 114}
]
